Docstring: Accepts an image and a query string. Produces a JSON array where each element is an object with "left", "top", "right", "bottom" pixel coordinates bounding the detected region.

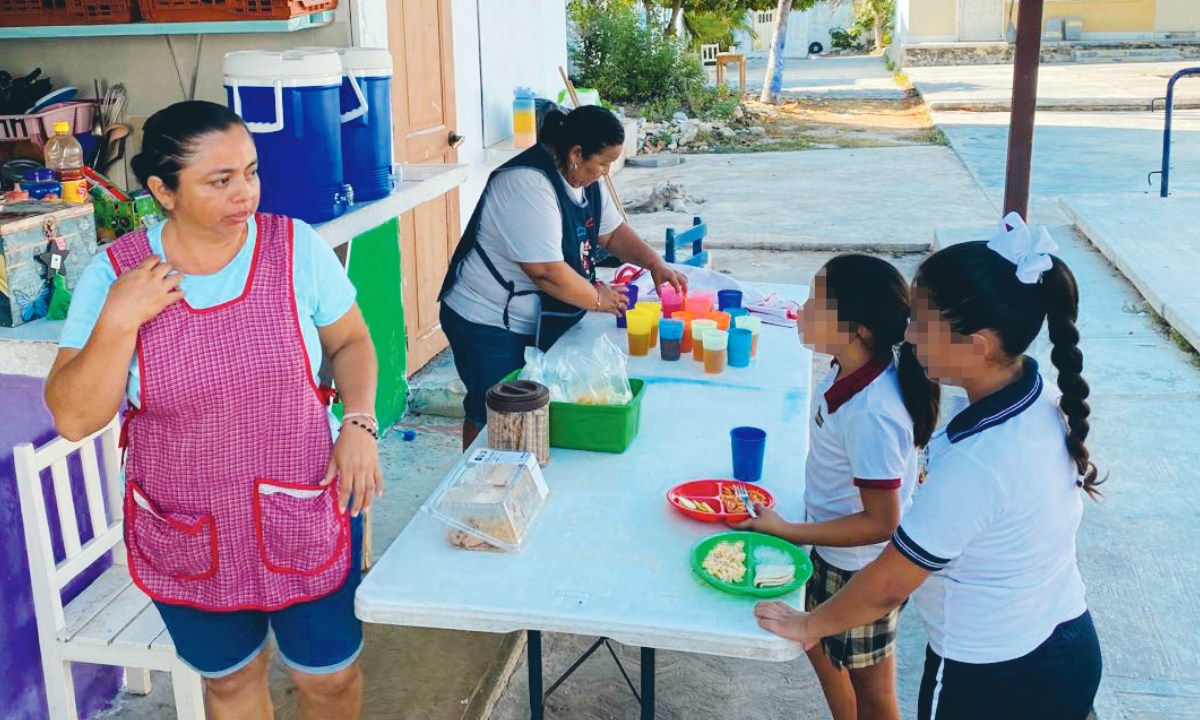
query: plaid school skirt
[{"left": 806, "top": 550, "right": 903, "bottom": 670}]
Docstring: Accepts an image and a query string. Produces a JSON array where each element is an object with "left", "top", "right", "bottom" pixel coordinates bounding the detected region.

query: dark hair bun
[
  {"left": 134, "top": 101, "right": 246, "bottom": 191},
  {"left": 537, "top": 105, "right": 624, "bottom": 167}
]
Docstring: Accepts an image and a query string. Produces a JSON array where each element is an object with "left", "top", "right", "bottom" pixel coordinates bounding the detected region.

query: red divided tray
[
  {"left": 137, "top": 0, "right": 335, "bottom": 22},
  {"left": 0, "top": 0, "right": 134, "bottom": 26},
  {"left": 666, "top": 479, "right": 774, "bottom": 524}
]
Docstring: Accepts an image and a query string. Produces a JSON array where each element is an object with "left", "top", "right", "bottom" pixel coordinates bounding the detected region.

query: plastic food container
[
  {"left": 504, "top": 371, "right": 647, "bottom": 453},
  {"left": 486, "top": 380, "right": 551, "bottom": 466},
  {"left": 426, "top": 449, "right": 550, "bottom": 553}
]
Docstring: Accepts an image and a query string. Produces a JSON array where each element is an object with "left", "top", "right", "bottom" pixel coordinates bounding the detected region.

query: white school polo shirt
[
  {"left": 892, "top": 358, "right": 1089, "bottom": 664},
  {"left": 805, "top": 356, "right": 919, "bottom": 572}
]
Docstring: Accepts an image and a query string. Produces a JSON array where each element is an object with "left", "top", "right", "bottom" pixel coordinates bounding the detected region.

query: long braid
[{"left": 1042, "top": 257, "right": 1101, "bottom": 497}]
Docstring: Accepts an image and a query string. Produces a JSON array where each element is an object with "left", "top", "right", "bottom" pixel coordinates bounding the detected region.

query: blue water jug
[
  {"left": 223, "top": 50, "right": 351, "bottom": 224},
  {"left": 337, "top": 47, "right": 395, "bottom": 203}
]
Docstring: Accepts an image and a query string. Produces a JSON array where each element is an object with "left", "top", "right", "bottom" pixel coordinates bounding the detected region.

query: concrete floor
[
  {"left": 908, "top": 60, "right": 1200, "bottom": 111},
  {"left": 711, "top": 54, "right": 907, "bottom": 100},
  {"left": 612, "top": 147, "right": 996, "bottom": 252}
]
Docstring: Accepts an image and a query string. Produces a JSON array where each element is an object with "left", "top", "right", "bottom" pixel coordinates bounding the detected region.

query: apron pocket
[
  {"left": 127, "top": 482, "right": 217, "bottom": 581},
  {"left": 253, "top": 478, "right": 346, "bottom": 576}
]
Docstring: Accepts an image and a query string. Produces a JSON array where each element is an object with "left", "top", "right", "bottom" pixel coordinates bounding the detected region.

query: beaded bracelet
[
  {"left": 343, "top": 418, "right": 379, "bottom": 440},
  {"left": 342, "top": 412, "right": 379, "bottom": 431}
]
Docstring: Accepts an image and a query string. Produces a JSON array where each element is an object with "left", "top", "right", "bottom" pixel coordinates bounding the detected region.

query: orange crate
[
  {"left": 137, "top": 0, "right": 335, "bottom": 22},
  {"left": 0, "top": 0, "right": 134, "bottom": 26}
]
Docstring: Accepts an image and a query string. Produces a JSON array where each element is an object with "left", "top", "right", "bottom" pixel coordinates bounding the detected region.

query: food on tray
[
  {"left": 448, "top": 517, "right": 519, "bottom": 552},
  {"left": 753, "top": 563, "right": 796, "bottom": 588},
  {"left": 677, "top": 496, "right": 714, "bottom": 513},
  {"left": 753, "top": 545, "right": 791, "bottom": 566},
  {"left": 702, "top": 540, "right": 747, "bottom": 583},
  {"left": 720, "top": 484, "right": 768, "bottom": 513}
]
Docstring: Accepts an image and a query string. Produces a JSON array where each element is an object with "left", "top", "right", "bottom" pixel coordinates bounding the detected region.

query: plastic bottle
[
  {"left": 513, "top": 87, "right": 537, "bottom": 149},
  {"left": 44, "top": 122, "right": 88, "bottom": 203}
]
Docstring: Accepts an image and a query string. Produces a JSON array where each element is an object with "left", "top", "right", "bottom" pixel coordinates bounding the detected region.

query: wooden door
[{"left": 388, "top": 0, "right": 461, "bottom": 373}]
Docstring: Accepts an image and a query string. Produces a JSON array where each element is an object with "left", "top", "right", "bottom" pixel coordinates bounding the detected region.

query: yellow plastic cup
[
  {"left": 626, "top": 309, "right": 653, "bottom": 357},
  {"left": 637, "top": 301, "right": 662, "bottom": 347}
]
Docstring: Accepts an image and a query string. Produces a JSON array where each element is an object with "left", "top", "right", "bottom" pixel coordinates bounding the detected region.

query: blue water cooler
[
  {"left": 223, "top": 50, "right": 351, "bottom": 224},
  {"left": 337, "top": 47, "right": 395, "bottom": 203}
]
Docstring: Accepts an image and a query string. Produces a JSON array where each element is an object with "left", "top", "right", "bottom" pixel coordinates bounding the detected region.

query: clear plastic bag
[{"left": 521, "top": 335, "right": 632, "bottom": 406}]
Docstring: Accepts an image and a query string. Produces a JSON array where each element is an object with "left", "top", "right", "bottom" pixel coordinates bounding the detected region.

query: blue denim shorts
[
  {"left": 440, "top": 303, "right": 532, "bottom": 427},
  {"left": 155, "top": 514, "right": 364, "bottom": 678}
]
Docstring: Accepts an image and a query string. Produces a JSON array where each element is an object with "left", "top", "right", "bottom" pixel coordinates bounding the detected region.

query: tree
[
  {"left": 758, "top": 0, "right": 821, "bottom": 103},
  {"left": 858, "top": 0, "right": 894, "bottom": 51}
]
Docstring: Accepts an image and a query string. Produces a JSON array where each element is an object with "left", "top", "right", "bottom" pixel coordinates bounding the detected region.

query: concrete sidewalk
[
  {"left": 909, "top": 61, "right": 1200, "bottom": 111},
  {"left": 711, "top": 54, "right": 906, "bottom": 100},
  {"left": 613, "top": 146, "right": 995, "bottom": 252}
]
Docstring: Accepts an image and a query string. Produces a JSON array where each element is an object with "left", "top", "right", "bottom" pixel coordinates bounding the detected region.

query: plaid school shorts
[{"left": 806, "top": 549, "right": 903, "bottom": 670}]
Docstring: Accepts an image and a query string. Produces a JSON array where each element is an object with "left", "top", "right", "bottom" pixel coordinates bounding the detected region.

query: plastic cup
[
  {"left": 728, "top": 328, "right": 753, "bottom": 368},
  {"left": 731, "top": 426, "right": 767, "bottom": 483},
  {"left": 672, "top": 311, "right": 696, "bottom": 354},
  {"left": 615, "top": 284, "right": 639, "bottom": 328},
  {"left": 626, "top": 309, "right": 652, "bottom": 357},
  {"left": 735, "top": 315, "right": 762, "bottom": 357},
  {"left": 718, "top": 289, "right": 743, "bottom": 311},
  {"left": 727, "top": 307, "right": 750, "bottom": 322},
  {"left": 684, "top": 294, "right": 713, "bottom": 317},
  {"left": 659, "top": 319, "right": 684, "bottom": 361},
  {"left": 637, "top": 301, "right": 662, "bottom": 348},
  {"left": 690, "top": 319, "right": 718, "bottom": 362},
  {"left": 703, "top": 329, "right": 729, "bottom": 374},
  {"left": 707, "top": 311, "right": 731, "bottom": 331},
  {"left": 659, "top": 284, "right": 684, "bottom": 318}
]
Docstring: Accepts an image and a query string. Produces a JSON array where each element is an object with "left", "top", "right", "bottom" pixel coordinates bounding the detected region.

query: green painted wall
[{"left": 344, "top": 218, "right": 408, "bottom": 430}]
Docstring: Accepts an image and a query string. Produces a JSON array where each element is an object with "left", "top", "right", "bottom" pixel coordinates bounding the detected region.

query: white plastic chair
[
  {"left": 701, "top": 44, "right": 720, "bottom": 65},
  {"left": 14, "top": 417, "right": 205, "bottom": 720}
]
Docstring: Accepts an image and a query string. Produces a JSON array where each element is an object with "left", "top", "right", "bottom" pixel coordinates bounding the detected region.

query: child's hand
[
  {"left": 755, "top": 601, "right": 818, "bottom": 650},
  {"left": 730, "top": 504, "right": 786, "bottom": 536}
]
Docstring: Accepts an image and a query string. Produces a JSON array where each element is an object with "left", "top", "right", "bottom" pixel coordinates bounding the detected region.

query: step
[{"left": 1073, "top": 47, "right": 1183, "bottom": 63}]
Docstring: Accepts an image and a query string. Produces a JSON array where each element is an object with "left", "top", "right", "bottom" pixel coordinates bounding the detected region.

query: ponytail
[
  {"left": 898, "top": 341, "right": 939, "bottom": 447},
  {"left": 1043, "top": 257, "right": 1102, "bottom": 497}
]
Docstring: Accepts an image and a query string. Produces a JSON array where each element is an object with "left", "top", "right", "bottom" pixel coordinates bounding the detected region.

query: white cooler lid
[
  {"left": 223, "top": 49, "right": 343, "bottom": 86},
  {"left": 338, "top": 47, "right": 393, "bottom": 77}
]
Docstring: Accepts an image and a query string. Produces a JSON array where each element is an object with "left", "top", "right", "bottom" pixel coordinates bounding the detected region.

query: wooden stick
[{"left": 559, "top": 67, "right": 630, "bottom": 223}]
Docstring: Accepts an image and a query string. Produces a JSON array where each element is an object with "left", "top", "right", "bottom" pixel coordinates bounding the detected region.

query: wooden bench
[
  {"left": 14, "top": 417, "right": 205, "bottom": 720},
  {"left": 664, "top": 216, "right": 711, "bottom": 268}
]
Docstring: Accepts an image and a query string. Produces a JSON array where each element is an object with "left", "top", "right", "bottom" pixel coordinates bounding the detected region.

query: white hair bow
[{"left": 986, "top": 212, "right": 1059, "bottom": 284}]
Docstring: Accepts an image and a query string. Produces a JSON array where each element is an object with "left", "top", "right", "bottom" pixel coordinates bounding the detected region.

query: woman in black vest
[{"left": 440, "top": 105, "right": 686, "bottom": 448}]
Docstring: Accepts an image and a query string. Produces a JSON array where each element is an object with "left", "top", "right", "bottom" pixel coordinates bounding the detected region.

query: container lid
[
  {"left": 486, "top": 380, "right": 550, "bottom": 414},
  {"left": 338, "top": 47, "right": 394, "bottom": 74},
  {"left": 53, "top": 121, "right": 70, "bottom": 133},
  {"left": 223, "top": 49, "right": 343, "bottom": 82},
  {"left": 24, "top": 168, "right": 54, "bottom": 183}
]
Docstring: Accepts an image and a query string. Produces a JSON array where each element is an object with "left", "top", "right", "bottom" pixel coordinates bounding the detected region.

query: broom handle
[{"left": 559, "top": 67, "right": 630, "bottom": 223}]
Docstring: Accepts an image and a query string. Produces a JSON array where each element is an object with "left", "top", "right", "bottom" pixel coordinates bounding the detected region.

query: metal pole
[{"left": 1003, "top": 0, "right": 1046, "bottom": 220}]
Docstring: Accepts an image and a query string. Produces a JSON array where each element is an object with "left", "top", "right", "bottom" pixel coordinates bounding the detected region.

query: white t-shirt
[
  {"left": 443, "top": 167, "right": 622, "bottom": 335},
  {"left": 805, "top": 358, "right": 919, "bottom": 572},
  {"left": 893, "top": 359, "right": 1089, "bottom": 664}
]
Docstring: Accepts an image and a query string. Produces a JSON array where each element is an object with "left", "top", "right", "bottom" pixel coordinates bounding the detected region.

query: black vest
[{"left": 439, "top": 144, "right": 602, "bottom": 351}]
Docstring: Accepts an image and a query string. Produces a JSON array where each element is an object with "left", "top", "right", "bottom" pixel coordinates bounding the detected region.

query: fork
[{"left": 736, "top": 483, "right": 758, "bottom": 520}]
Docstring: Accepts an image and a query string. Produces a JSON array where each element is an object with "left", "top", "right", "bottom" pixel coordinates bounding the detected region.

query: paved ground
[
  {"left": 909, "top": 60, "right": 1200, "bottom": 111},
  {"left": 612, "top": 147, "right": 995, "bottom": 252},
  {"left": 709, "top": 54, "right": 906, "bottom": 100}
]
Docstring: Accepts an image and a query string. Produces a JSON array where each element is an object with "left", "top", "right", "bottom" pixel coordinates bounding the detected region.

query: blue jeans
[{"left": 440, "top": 303, "right": 532, "bottom": 427}]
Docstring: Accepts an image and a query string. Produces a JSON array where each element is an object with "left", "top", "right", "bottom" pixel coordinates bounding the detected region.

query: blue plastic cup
[
  {"left": 616, "top": 284, "right": 640, "bottom": 328},
  {"left": 726, "top": 307, "right": 750, "bottom": 322},
  {"left": 728, "top": 328, "right": 753, "bottom": 368},
  {"left": 718, "top": 289, "right": 743, "bottom": 311},
  {"left": 731, "top": 426, "right": 767, "bottom": 483},
  {"left": 659, "top": 318, "right": 685, "bottom": 361}
]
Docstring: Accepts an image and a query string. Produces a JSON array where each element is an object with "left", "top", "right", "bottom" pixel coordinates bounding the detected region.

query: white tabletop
[{"left": 357, "top": 284, "right": 812, "bottom": 662}]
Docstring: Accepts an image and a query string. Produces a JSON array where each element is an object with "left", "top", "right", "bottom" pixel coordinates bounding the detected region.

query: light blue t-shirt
[{"left": 60, "top": 217, "right": 357, "bottom": 407}]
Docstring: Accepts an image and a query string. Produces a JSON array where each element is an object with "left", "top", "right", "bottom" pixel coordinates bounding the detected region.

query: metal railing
[{"left": 1150, "top": 67, "right": 1200, "bottom": 198}]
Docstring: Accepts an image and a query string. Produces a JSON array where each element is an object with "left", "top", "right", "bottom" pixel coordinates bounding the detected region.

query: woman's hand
[
  {"left": 100, "top": 256, "right": 184, "bottom": 333},
  {"left": 649, "top": 261, "right": 688, "bottom": 295},
  {"left": 755, "top": 602, "right": 819, "bottom": 649},
  {"left": 595, "top": 283, "right": 630, "bottom": 315},
  {"left": 323, "top": 421, "right": 383, "bottom": 517}
]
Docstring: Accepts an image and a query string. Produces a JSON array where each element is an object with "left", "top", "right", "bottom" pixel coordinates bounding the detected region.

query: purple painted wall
[{"left": 1, "top": 373, "right": 121, "bottom": 720}]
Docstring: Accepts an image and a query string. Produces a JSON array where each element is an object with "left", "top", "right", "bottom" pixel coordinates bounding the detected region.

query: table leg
[
  {"left": 528, "top": 630, "right": 543, "bottom": 720},
  {"left": 640, "top": 647, "right": 656, "bottom": 720},
  {"left": 716, "top": 61, "right": 724, "bottom": 87},
  {"left": 739, "top": 61, "right": 746, "bottom": 93}
]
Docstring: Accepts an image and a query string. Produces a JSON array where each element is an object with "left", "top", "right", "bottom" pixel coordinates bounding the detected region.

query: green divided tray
[
  {"left": 691, "top": 531, "right": 814, "bottom": 599},
  {"left": 501, "top": 371, "right": 646, "bottom": 453}
]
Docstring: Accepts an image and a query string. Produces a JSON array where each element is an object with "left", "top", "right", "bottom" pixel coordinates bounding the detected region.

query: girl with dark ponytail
[
  {"left": 738, "top": 254, "right": 938, "bottom": 720},
  {"left": 754, "top": 223, "right": 1103, "bottom": 720}
]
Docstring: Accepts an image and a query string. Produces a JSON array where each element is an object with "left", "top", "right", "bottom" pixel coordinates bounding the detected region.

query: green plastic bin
[{"left": 502, "top": 371, "right": 646, "bottom": 453}]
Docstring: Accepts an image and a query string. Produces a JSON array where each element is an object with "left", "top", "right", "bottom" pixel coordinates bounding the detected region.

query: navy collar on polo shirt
[
  {"left": 946, "top": 357, "right": 1043, "bottom": 444},
  {"left": 824, "top": 354, "right": 892, "bottom": 414}
]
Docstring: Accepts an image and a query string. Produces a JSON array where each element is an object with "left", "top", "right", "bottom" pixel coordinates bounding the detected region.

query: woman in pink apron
[{"left": 45, "top": 101, "right": 381, "bottom": 720}]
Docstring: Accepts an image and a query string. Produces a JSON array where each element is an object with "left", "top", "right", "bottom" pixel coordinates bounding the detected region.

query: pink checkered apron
[{"left": 109, "top": 213, "right": 350, "bottom": 611}]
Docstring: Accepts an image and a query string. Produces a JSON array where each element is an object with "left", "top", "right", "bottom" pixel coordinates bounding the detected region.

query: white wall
[
  {"left": 733, "top": 1, "right": 855, "bottom": 58},
  {"left": 451, "top": 0, "right": 568, "bottom": 228}
]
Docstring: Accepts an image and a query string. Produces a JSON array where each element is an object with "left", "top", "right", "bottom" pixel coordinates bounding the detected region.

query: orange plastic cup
[
  {"left": 672, "top": 311, "right": 696, "bottom": 354},
  {"left": 707, "top": 311, "right": 731, "bottom": 331},
  {"left": 691, "top": 319, "right": 718, "bottom": 362}
]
